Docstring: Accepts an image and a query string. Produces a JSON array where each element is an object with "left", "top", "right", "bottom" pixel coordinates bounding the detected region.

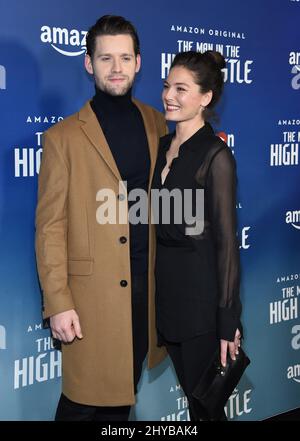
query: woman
[{"left": 151, "top": 51, "right": 242, "bottom": 421}]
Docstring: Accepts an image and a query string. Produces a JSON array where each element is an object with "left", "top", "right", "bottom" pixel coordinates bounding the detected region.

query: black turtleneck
[{"left": 91, "top": 87, "right": 150, "bottom": 275}]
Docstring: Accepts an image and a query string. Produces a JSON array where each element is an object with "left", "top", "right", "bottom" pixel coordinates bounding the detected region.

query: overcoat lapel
[
  {"left": 78, "top": 100, "right": 159, "bottom": 188},
  {"left": 133, "top": 98, "right": 158, "bottom": 187},
  {"left": 79, "top": 102, "right": 122, "bottom": 182}
]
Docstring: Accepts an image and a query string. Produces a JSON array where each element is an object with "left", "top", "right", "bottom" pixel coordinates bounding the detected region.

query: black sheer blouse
[{"left": 151, "top": 122, "right": 242, "bottom": 342}]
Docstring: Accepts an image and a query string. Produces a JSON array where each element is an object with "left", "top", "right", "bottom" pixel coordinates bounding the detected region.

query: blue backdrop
[{"left": 0, "top": 0, "right": 300, "bottom": 420}]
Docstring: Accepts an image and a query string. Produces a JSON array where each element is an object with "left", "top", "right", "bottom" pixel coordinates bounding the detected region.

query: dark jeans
[
  {"left": 164, "top": 332, "right": 227, "bottom": 421},
  {"left": 55, "top": 274, "right": 148, "bottom": 421}
]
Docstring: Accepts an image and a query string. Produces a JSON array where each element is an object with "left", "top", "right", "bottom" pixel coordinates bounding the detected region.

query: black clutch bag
[{"left": 192, "top": 346, "right": 250, "bottom": 421}]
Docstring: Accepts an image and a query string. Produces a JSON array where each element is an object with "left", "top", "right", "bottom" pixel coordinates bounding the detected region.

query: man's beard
[{"left": 99, "top": 77, "right": 134, "bottom": 96}]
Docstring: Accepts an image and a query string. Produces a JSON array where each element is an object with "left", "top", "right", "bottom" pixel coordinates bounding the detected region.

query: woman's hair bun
[{"left": 202, "top": 50, "right": 226, "bottom": 70}]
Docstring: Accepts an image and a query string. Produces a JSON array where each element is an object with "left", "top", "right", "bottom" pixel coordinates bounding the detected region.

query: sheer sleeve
[{"left": 206, "top": 146, "right": 242, "bottom": 341}]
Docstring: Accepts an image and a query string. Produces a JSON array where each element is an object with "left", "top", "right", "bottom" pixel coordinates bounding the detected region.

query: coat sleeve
[
  {"left": 206, "top": 146, "right": 242, "bottom": 341},
  {"left": 35, "top": 130, "right": 75, "bottom": 319}
]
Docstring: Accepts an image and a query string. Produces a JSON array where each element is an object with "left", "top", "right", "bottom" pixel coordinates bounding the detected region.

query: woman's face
[{"left": 162, "top": 66, "right": 212, "bottom": 123}]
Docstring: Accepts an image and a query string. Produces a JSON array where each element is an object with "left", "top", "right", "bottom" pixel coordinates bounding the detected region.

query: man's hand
[
  {"left": 220, "top": 328, "right": 241, "bottom": 367},
  {"left": 50, "top": 309, "right": 83, "bottom": 343}
]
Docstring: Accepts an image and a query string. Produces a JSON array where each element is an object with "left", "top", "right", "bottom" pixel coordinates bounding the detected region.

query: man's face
[{"left": 85, "top": 34, "right": 141, "bottom": 96}]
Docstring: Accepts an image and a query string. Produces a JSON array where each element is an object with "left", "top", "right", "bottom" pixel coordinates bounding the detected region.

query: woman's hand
[{"left": 220, "top": 328, "right": 241, "bottom": 367}]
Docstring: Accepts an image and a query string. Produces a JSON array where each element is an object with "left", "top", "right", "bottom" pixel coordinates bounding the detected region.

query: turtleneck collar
[{"left": 91, "top": 86, "right": 134, "bottom": 115}]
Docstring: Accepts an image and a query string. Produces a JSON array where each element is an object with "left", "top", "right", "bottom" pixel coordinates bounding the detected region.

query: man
[{"left": 35, "top": 15, "right": 167, "bottom": 421}]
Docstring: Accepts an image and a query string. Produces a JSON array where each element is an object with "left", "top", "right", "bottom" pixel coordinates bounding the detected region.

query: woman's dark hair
[
  {"left": 170, "top": 50, "right": 226, "bottom": 120},
  {"left": 86, "top": 15, "right": 140, "bottom": 59}
]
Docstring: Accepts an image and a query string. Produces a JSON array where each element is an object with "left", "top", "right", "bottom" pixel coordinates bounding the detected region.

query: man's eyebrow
[{"left": 98, "top": 53, "right": 134, "bottom": 56}]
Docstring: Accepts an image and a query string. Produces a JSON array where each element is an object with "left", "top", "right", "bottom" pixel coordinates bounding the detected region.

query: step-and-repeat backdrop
[{"left": 0, "top": 0, "right": 299, "bottom": 421}]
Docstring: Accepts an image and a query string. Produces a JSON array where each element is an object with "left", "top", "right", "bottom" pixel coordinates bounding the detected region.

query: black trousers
[
  {"left": 164, "top": 331, "right": 227, "bottom": 421},
  {"left": 55, "top": 274, "right": 148, "bottom": 421}
]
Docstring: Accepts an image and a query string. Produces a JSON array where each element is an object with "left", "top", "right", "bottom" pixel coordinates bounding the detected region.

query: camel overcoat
[{"left": 35, "top": 99, "right": 167, "bottom": 406}]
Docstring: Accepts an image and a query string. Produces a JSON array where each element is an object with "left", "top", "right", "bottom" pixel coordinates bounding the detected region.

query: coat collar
[
  {"left": 133, "top": 98, "right": 158, "bottom": 188},
  {"left": 79, "top": 101, "right": 121, "bottom": 181},
  {"left": 78, "top": 99, "right": 159, "bottom": 185}
]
